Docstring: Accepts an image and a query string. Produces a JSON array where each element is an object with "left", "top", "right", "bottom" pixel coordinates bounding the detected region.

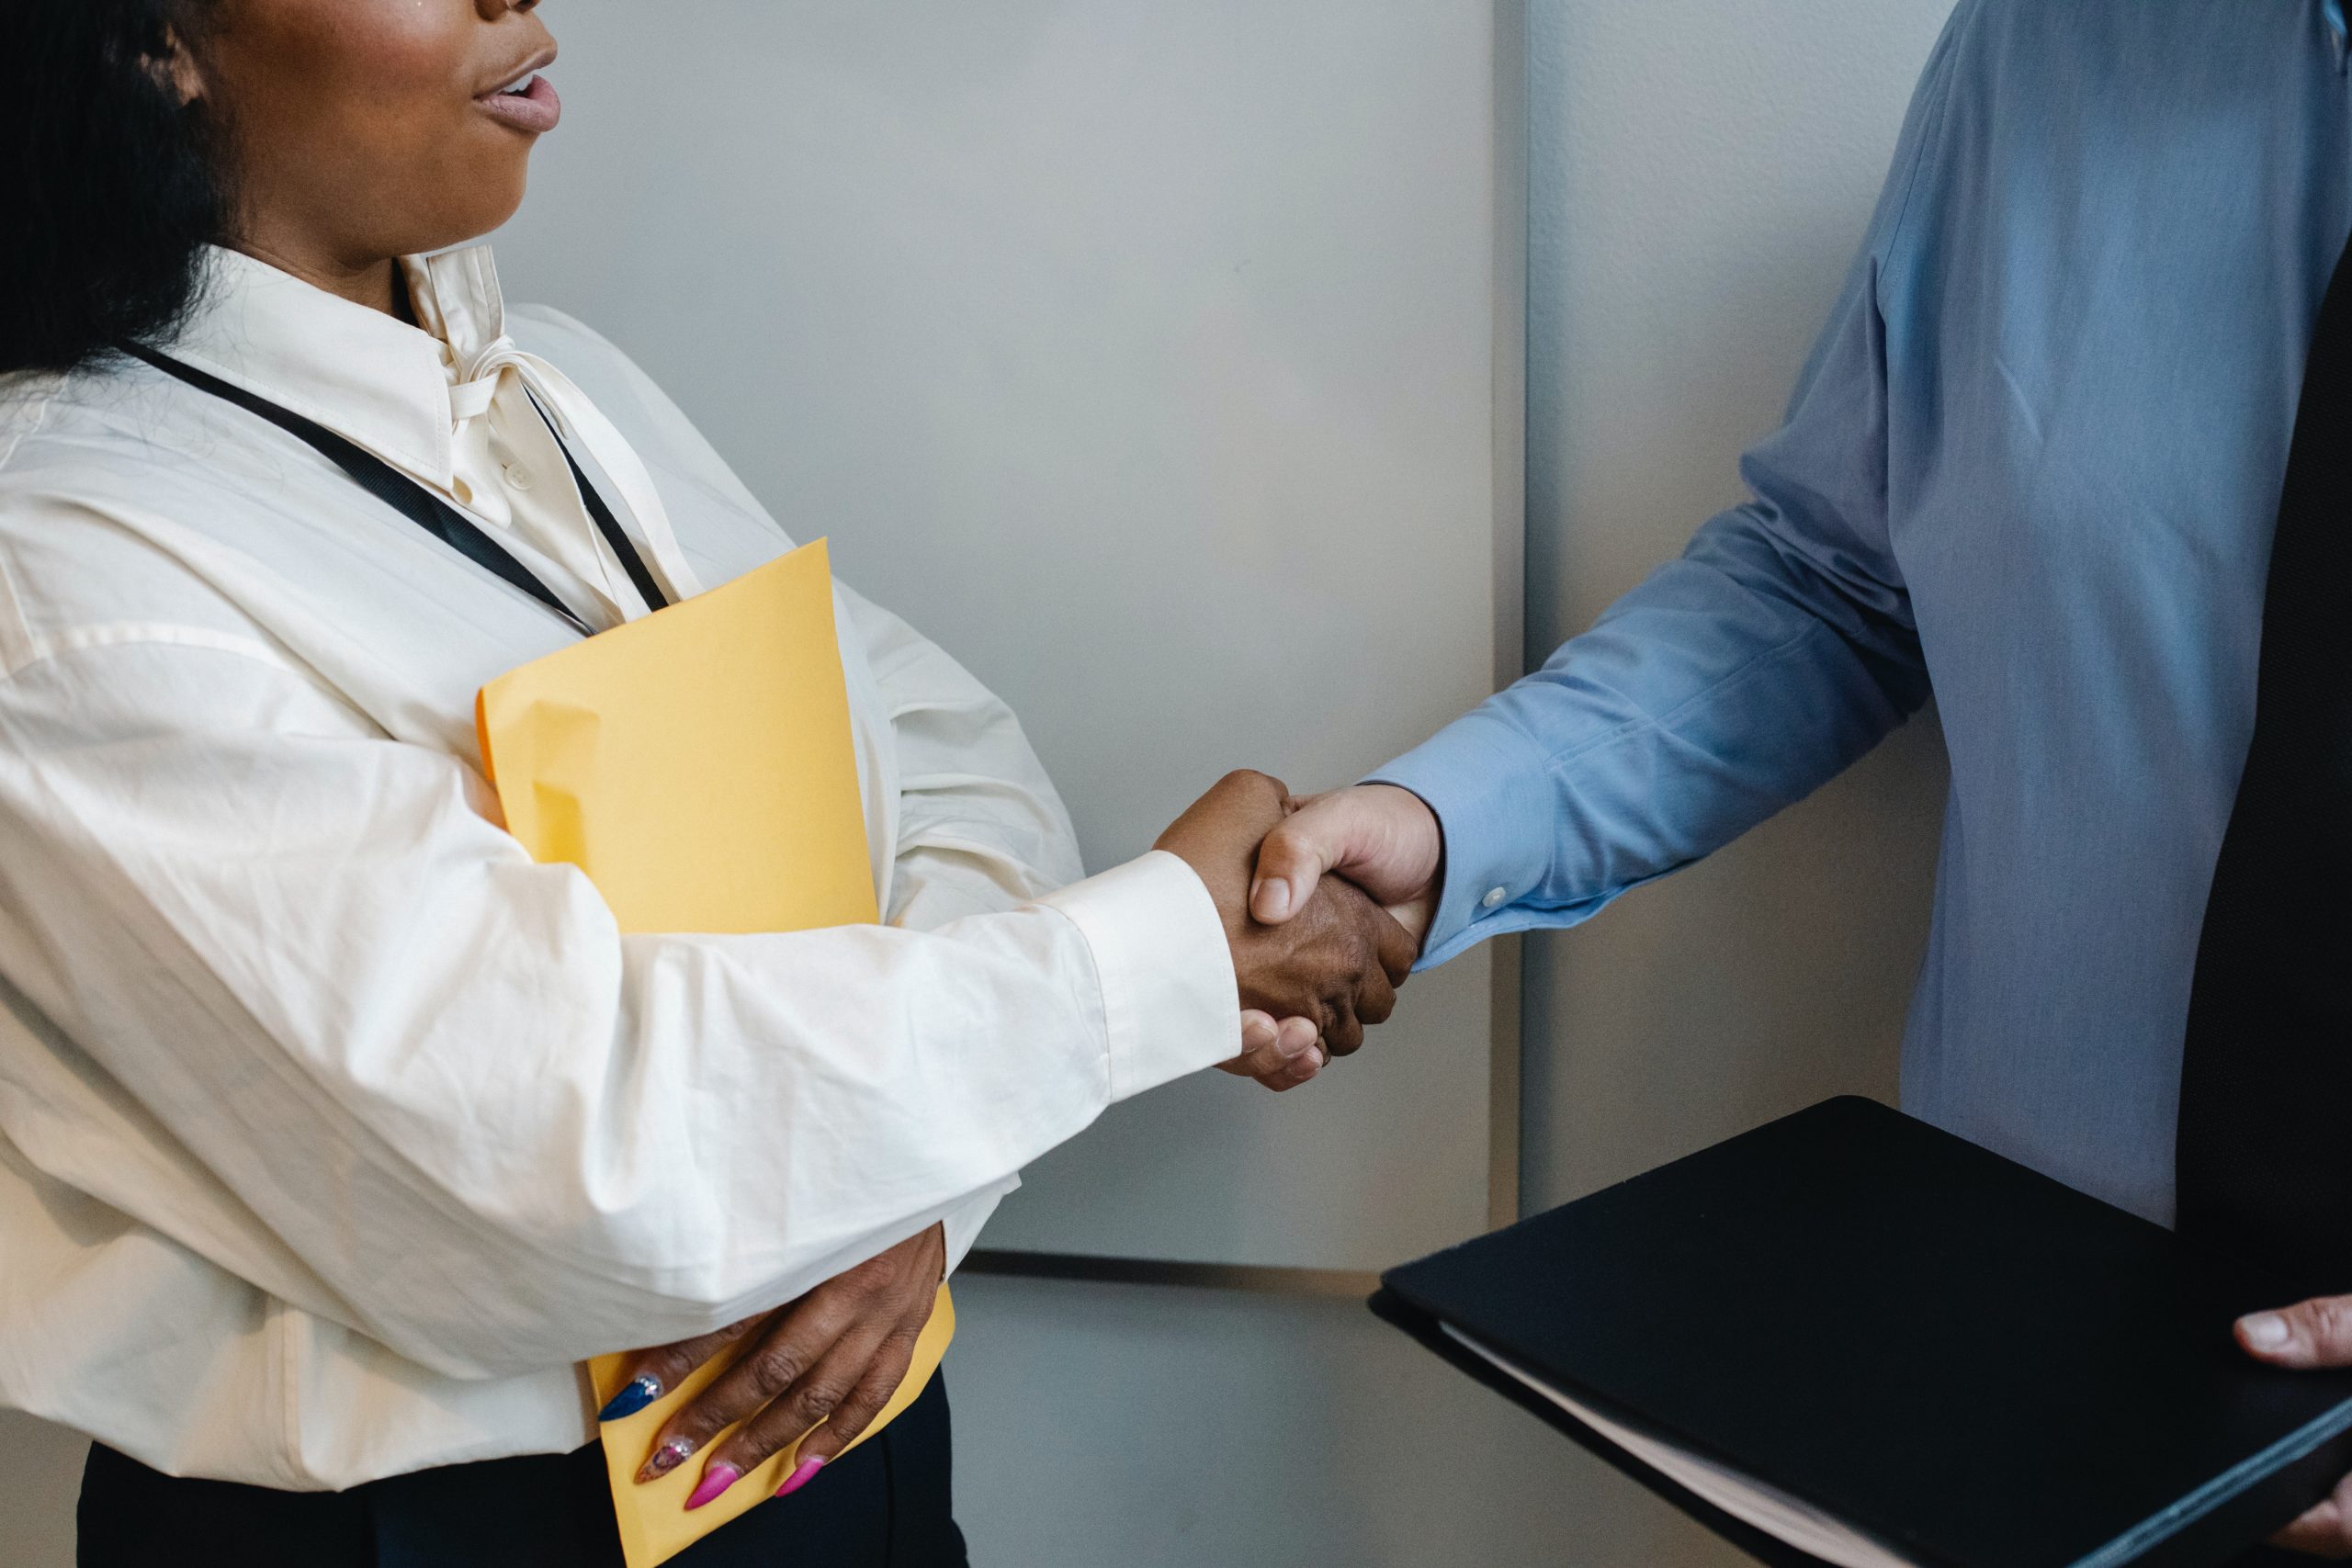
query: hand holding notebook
[
  {"left": 1375, "top": 1098, "right": 2352, "bottom": 1568},
  {"left": 2231, "top": 1297, "right": 2352, "bottom": 1555}
]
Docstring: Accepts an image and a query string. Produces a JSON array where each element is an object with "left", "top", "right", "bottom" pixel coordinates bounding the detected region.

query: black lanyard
[{"left": 119, "top": 341, "right": 672, "bottom": 637}]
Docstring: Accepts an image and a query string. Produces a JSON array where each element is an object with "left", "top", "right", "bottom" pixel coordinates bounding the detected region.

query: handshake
[{"left": 1153, "top": 770, "right": 1445, "bottom": 1092}]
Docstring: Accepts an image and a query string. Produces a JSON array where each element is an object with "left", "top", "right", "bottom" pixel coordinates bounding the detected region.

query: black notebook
[{"left": 1374, "top": 1098, "right": 2352, "bottom": 1568}]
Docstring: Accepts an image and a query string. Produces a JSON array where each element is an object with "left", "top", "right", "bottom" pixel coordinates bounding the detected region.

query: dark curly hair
[{"left": 0, "top": 1, "right": 231, "bottom": 375}]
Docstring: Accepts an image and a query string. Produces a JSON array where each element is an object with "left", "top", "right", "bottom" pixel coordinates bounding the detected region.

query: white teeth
[{"left": 499, "top": 73, "right": 536, "bottom": 96}]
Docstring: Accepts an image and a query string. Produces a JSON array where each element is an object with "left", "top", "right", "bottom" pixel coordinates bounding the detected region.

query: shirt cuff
[
  {"left": 1038, "top": 849, "right": 1238, "bottom": 1100},
  {"left": 940, "top": 1179, "right": 1016, "bottom": 1277},
  {"left": 1367, "top": 710, "right": 1560, "bottom": 968}
]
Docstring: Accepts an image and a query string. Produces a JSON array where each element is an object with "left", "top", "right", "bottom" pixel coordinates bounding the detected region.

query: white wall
[{"left": 2, "top": 4, "right": 1956, "bottom": 1564}]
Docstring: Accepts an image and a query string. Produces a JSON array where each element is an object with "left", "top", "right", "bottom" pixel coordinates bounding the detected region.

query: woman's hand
[
  {"left": 598, "top": 1223, "right": 947, "bottom": 1509},
  {"left": 1225, "top": 1009, "right": 1328, "bottom": 1091},
  {"left": 2235, "top": 1296, "right": 2352, "bottom": 1554},
  {"left": 1225, "top": 784, "right": 1442, "bottom": 1091},
  {"left": 1157, "top": 772, "right": 1418, "bottom": 1092}
]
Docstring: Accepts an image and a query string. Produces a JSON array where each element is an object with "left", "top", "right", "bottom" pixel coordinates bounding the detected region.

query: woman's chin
[{"left": 413, "top": 161, "right": 533, "bottom": 254}]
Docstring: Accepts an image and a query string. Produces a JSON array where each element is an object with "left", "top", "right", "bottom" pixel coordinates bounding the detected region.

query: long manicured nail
[
  {"left": 775, "top": 1457, "right": 825, "bottom": 1497},
  {"left": 2241, "top": 1313, "right": 2290, "bottom": 1350},
  {"left": 1251, "top": 878, "right": 1291, "bottom": 920},
  {"left": 684, "top": 1462, "right": 742, "bottom": 1511},
  {"left": 638, "top": 1436, "right": 695, "bottom": 1483},
  {"left": 598, "top": 1375, "right": 662, "bottom": 1423}
]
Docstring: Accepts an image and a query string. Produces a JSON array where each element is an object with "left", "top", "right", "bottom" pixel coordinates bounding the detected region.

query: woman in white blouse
[{"left": 0, "top": 2, "right": 1414, "bottom": 1563}]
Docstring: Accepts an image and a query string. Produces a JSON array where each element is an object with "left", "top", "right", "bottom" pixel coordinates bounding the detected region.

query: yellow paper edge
[{"left": 475, "top": 538, "right": 877, "bottom": 939}]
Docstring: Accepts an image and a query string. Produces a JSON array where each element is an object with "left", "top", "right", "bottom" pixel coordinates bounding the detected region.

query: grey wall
[
  {"left": 946, "top": 1272, "right": 1721, "bottom": 1566},
  {"left": 951, "top": 6, "right": 1959, "bottom": 1564},
  {"left": 0, "top": 1409, "right": 82, "bottom": 1568},
  {"left": 492, "top": 0, "right": 1510, "bottom": 1273},
  {"left": 1519, "top": 0, "right": 1954, "bottom": 1218},
  {"left": 2, "top": 3, "right": 1957, "bottom": 1564}
]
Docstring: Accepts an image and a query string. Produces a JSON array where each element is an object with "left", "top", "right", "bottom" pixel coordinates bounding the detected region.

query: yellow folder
[{"left": 476, "top": 537, "right": 953, "bottom": 1568}]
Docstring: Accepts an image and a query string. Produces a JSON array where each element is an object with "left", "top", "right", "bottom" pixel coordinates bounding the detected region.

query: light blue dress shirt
[{"left": 1375, "top": 0, "right": 2352, "bottom": 1225}]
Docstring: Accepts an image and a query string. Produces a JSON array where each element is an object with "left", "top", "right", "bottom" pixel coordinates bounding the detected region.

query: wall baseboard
[{"left": 962, "top": 1249, "right": 1380, "bottom": 1300}]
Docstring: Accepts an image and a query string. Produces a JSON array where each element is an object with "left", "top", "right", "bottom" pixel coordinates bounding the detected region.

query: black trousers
[{"left": 77, "top": 1375, "right": 967, "bottom": 1568}]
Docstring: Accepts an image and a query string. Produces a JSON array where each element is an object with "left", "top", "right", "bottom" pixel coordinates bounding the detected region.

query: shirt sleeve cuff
[
  {"left": 940, "top": 1179, "right": 1016, "bottom": 1276},
  {"left": 1367, "top": 710, "right": 1560, "bottom": 968},
  {"left": 1038, "top": 849, "right": 1238, "bottom": 1101}
]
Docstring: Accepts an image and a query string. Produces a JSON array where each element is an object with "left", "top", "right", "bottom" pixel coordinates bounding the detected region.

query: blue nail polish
[{"left": 598, "top": 1375, "right": 662, "bottom": 1422}]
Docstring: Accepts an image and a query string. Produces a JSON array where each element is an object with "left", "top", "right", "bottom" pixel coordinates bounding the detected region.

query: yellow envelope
[{"left": 476, "top": 536, "right": 953, "bottom": 1568}]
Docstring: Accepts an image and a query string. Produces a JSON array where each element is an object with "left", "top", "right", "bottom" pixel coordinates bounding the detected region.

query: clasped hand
[{"left": 1155, "top": 771, "right": 1430, "bottom": 1091}]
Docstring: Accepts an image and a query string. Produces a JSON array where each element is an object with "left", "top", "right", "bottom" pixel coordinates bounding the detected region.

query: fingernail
[
  {"left": 2242, "top": 1313, "right": 2291, "bottom": 1350},
  {"left": 775, "top": 1457, "right": 825, "bottom": 1497},
  {"left": 638, "top": 1436, "right": 695, "bottom": 1483},
  {"left": 1253, "top": 878, "right": 1290, "bottom": 920},
  {"left": 1242, "top": 1019, "right": 1274, "bottom": 1049},
  {"left": 597, "top": 1375, "right": 662, "bottom": 1423},
  {"left": 684, "top": 1461, "right": 742, "bottom": 1511}
]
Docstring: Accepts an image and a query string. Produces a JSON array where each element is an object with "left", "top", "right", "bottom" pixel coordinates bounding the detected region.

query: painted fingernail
[
  {"left": 598, "top": 1375, "right": 662, "bottom": 1423},
  {"left": 775, "top": 1457, "right": 825, "bottom": 1497},
  {"left": 684, "top": 1461, "right": 742, "bottom": 1511},
  {"left": 2242, "top": 1313, "right": 2290, "bottom": 1350},
  {"left": 638, "top": 1436, "right": 695, "bottom": 1483}
]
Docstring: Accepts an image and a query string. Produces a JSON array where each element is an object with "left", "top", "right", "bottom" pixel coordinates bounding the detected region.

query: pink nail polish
[
  {"left": 684, "top": 1462, "right": 741, "bottom": 1511},
  {"left": 775, "top": 1456, "right": 825, "bottom": 1497}
]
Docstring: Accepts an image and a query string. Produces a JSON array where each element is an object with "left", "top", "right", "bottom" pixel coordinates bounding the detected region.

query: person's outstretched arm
[{"left": 1252, "top": 11, "right": 1968, "bottom": 969}]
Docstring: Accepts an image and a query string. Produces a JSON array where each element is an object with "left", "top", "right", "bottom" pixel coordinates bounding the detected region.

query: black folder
[{"left": 1374, "top": 1097, "right": 2352, "bottom": 1567}]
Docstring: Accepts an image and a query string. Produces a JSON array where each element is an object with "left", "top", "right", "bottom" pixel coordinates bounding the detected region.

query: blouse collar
[{"left": 167, "top": 244, "right": 517, "bottom": 491}]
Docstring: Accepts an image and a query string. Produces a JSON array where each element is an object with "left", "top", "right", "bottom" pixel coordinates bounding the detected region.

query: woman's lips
[{"left": 478, "top": 73, "right": 560, "bottom": 134}]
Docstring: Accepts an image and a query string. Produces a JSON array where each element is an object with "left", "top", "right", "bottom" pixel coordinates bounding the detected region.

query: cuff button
[{"left": 1481, "top": 886, "right": 1509, "bottom": 908}]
